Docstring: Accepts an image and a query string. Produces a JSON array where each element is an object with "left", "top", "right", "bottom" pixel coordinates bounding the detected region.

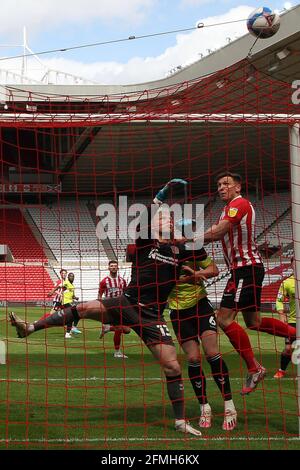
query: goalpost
[{"left": 289, "top": 123, "right": 300, "bottom": 437}]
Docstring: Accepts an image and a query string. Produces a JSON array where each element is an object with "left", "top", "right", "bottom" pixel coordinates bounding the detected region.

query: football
[{"left": 247, "top": 6, "right": 280, "bottom": 39}]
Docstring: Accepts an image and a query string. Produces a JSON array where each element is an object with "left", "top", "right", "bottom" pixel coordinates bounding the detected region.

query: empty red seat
[
  {"left": 0, "top": 265, "right": 54, "bottom": 301},
  {"left": 0, "top": 209, "right": 47, "bottom": 262}
]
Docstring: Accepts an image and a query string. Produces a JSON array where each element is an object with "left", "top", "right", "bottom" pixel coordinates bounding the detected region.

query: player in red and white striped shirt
[
  {"left": 35, "top": 269, "right": 68, "bottom": 324},
  {"left": 204, "top": 172, "right": 296, "bottom": 395},
  {"left": 99, "top": 260, "right": 131, "bottom": 358},
  {"left": 48, "top": 269, "right": 68, "bottom": 310}
]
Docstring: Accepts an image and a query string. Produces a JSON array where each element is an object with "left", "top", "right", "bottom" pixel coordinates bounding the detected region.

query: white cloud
[
  {"left": 35, "top": 5, "right": 254, "bottom": 85},
  {"left": 0, "top": 0, "right": 155, "bottom": 37},
  {"left": 0, "top": 4, "right": 287, "bottom": 86}
]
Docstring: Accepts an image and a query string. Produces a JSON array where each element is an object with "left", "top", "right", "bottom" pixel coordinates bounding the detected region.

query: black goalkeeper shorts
[{"left": 101, "top": 294, "right": 174, "bottom": 347}]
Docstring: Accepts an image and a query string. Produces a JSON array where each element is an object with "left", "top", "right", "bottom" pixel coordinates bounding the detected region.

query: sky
[{"left": 0, "top": 0, "right": 296, "bottom": 85}]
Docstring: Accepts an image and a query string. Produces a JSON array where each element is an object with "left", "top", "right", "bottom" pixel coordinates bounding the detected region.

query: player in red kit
[
  {"left": 204, "top": 172, "right": 296, "bottom": 395},
  {"left": 48, "top": 269, "right": 67, "bottom": 313},
  {"left": 99, "top": 260, "right": 131, "bottom": 358},
  {"left": 34, "top": 269, "right": 68, "bottom": 324}
]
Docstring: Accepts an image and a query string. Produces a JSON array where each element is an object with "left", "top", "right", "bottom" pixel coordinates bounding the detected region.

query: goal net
[{"left": 0, "top": 59, "right": 299, "bottom": 450}]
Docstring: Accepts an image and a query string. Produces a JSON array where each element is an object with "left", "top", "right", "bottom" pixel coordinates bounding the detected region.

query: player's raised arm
[
  {"left": 47, "top": 283, "right": 63, "bottom": 298},
  {"left": 203, "top": 220, "right": 231, "bottom": 243},
  {"left": 137, "top": 178, "right": 188, "bottom": 244},
  {"left": 154, "top": 178, "right": 188, "bottom": 205}
]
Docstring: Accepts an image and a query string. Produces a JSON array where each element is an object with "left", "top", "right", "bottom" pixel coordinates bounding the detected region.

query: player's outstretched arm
[
  {"left": 154, "top": 178, "right": 188, "bottom": 204},
  {"left": 203, "top": 219, "right": 231, "bottom": 243},
  {"left": 47, "top": 285, "right": 61, "bottom": 297}
]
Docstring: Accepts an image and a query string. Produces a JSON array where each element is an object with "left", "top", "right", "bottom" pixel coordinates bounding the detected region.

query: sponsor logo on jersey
[
  {"left": 171, "top": 245, "right": 180, "bottom": 255},
  {"left": 148, "top": 248, "right": 178, "bottom": 265},
  {"left": 228, "top": 207, "right": 238, "bottom": 217}
]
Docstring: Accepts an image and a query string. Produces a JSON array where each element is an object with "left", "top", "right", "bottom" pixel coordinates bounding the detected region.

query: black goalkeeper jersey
[{"left": 125, "top": 205, "right": 207, "bottom": 309}]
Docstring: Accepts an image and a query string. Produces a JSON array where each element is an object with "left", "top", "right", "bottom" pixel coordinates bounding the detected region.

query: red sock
[
  {"left": 37, "top": 312, "right": 52, "bottom": 322},
  {"left": 258, "top": 318, "right": 296, "bottom": 339},
  {"left": 114, "top": 330, "right": 122, "bottom": 350},
  {"left": 224, "top": 321, "right": 258, "bottom": 372}
]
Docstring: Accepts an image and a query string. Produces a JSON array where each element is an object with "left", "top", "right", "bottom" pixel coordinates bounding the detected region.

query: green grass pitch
[{"left": 0, "top": 307, "right": 299, "bottom": 450}]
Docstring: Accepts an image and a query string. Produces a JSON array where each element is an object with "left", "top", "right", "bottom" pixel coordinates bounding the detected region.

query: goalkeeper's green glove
[{"left": 154, "top": 178, "right": 188, "bottom": 203}]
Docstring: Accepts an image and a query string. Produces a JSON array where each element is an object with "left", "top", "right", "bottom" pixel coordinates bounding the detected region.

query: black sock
[
  {"left": 207, "top": 354, "right": 232, "bottom": 401},
  {"left": 34, "top": 307, "right": 78, "bottom": 332},
  {"left": 188, "top": 362, "right": 207, "bottom": 405},
  {"left": 280, "top": 352, "right": 291, "bottom": 371},
  {"left": 166, "top": 374, "right": 185, "bottom": 420},
  {"left": 66, "top": 316, "right": 77, "bottom": 333}
]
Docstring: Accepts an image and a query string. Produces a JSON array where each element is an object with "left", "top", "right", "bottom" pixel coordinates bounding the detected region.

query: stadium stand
[
  {"left": 0, "top": 209, "right": 47, "bottom": 262},
  {"left": 254, "top": 193, "right": 291, "bottom": 239},
  {"left": 0, "top": 265, "right": 54, "bottom": 301},
  {"left": 28, "top": 200, "right": 107, "bottom": 263},
  {"left": 260, "top": 210, "right": 292, "bottom": 248}
]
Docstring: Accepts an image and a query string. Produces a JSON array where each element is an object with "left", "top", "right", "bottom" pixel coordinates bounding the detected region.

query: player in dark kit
[{"left": 10, "top": 179, "right": 205, "bottom": 436}]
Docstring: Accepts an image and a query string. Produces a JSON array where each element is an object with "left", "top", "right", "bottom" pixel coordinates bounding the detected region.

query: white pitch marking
[
  {"left": 0, "top": 436, "right": 299, "bottom": 443},
  {"left": 0, "top": 376, "right": 296, "bottom": 382}
]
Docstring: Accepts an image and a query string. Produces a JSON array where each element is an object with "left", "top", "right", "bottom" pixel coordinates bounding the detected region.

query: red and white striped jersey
[
  {"left": 53, "top": 279, "right": 64, "bottom": 303},
  {"left": 99, "top": 275, "right": 127, "bottom": 298},
  {"left": 219, "top": 195, "right": 262, "bottom": 269}
]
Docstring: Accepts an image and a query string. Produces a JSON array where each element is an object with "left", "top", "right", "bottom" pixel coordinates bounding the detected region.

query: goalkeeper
[{"left": 10, "top": 178, "right": 206, "bottom": 437}]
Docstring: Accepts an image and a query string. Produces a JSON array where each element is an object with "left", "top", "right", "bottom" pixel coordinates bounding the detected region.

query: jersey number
[{"left": 156, "top": 325, "right": 172, "bottom": 337}]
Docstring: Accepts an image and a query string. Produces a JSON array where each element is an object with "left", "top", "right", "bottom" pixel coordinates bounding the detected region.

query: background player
[
  {"left": 35, "top": 269, "right": 67, "bottom": 324},
  {"left": 168, "top": 219, "right": 237, "bottom": 431},
  {"left": 274, "top": 257, "right": 296, "bottom": 378},
  {"left": 203, "top": 172, "right": 296, "bottom": 395},
  {"left": 47, "top": 269, "right": 67, "bottom": 314},
  {"left": 10, "top": 179, "right": 203, "bottom": 436},
  {"left": 63, "top": 272, "right": 80, "bottom": 338},
  {"left": 99, "top": 260, "right": 131, "bottom": 358}
]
